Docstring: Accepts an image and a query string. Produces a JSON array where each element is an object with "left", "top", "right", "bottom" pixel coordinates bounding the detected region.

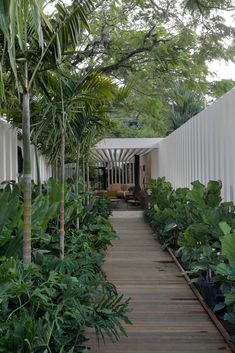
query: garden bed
[
  {"left": 168, "top": 247, "right": 235, "bottom": 353},
  {"left": 145, "top": 177, "right": 235, "bottom": 348},
  {"left": 0, "top": 181, "right": 131, "bottom": 352}
]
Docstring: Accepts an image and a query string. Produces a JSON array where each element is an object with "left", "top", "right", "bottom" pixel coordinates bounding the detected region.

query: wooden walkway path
[{"left": 89, "top": 211, "right": 231, "bottom": 353}]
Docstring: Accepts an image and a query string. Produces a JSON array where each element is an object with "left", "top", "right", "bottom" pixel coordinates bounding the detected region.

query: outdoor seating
[{"left": 107, "top": 183, "right": 134, "bottom": 198}]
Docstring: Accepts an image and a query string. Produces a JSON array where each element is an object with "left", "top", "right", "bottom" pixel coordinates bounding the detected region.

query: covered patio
[{"left": 92, "top": 137, "right": 163, "bottom": 194}]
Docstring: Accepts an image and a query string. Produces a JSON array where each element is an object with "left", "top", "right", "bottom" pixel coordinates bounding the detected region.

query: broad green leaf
[
  {"left": 216, "top": 262, "right": 229, "bottom": 276},
  {"left": 225, "top": 293, "right": 235, "bottom": 306},
  {"left": 221, "top": 233, "right": 235, "bottom": 266},
  {"left": 213, "top": 302, "right": 226, "bottom": 312},
  {"left": 164, "top": 223, "right": 177, "bottom": 232},
  {"left": 219, "top": 222, "right": 231, "bottom": 236},
  {"left": 224, "top": 313, "right": 235, "bottom": 324}
]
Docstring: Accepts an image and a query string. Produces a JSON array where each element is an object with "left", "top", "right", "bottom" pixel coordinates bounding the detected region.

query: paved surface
[{"left": 88, "top": 212, "right": 231, "bottom": 352}]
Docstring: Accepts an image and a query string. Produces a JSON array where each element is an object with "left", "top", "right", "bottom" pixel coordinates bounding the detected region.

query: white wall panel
[
  {"left": 0, "top": 119, "right": 17, "bottom": 184},
  {"left": 0, "top": 118, "right": 52, "bottom": 185},
  {"left": 156, "top": 89, "right": 235, "bottom": 202}
]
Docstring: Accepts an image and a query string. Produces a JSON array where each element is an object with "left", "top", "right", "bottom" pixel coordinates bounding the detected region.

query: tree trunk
[
  {"left": 22, "top": 89, "right": 32, "bottom": 263},
  {"left": 86, "top": 162, "right": 90, "bottom": 190},
  {"left": 60, "top": 132, "right": 65, "bottom": 259},
  {"left": 76, "top": 146, "right": 80, "bottom": 230},
  {"left": 86, "top": 161, "right": 90, "bottom": 204},
  {"left": 34, "top": 143, "right": 42, "bottom": 193},
  {"left": 82, "top": 159, "right": 86, "bottom": 193}
]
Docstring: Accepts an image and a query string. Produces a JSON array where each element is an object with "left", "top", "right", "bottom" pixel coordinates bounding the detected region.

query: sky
[
  {"left": 208, "top": 60, "right": 235, "bottom": 81},
  {"left": 208, "top": 10, "right": 235, "bottom": 81}
]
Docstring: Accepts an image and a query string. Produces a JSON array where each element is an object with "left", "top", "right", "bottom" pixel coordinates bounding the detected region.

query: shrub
[
  {"left": 0, "top": 181, "right": 131, "bottom": 352},
  {"left": 145, "top": 177, "right": 235, "bottom": 336}
]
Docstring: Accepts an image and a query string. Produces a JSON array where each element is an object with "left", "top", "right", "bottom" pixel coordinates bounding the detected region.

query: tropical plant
[
  {"left": 216, "top": 222, "right": 235, "bottom": 341},
  {"left": 167, "top": 84, "right": 205, "bottom": 134},
  {"left": 0, "top": 181, "right": 132, "bottom": 351},
  {"left": 0, "top": 0, "right": 92, "bottom": 262},
  {"left": 30, "top": 68, "right": 118, "bottom": 256},
  {"left": 145, "top": 177, "right": 235, "bottom": 318}
]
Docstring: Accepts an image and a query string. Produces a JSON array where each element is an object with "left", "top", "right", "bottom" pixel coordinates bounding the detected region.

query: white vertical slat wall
[
  {"left": 0, "top": 118, "right": 52, "bottom": 184},
  {"left": 30, "top": 145, "right": 52, "bottom": 183},
  {"left": 0, "top": 119, "right": 18, "bottom": 183},
  {"left": 155, "top": 88, "right": 235, "bottom": 202}
]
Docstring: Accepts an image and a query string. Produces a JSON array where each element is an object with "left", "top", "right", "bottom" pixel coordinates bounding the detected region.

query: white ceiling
[{"left": 93, "top": 138, "right": 164, "bottom": 164}]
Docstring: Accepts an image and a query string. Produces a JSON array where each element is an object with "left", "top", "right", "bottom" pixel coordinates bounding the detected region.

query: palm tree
[
  {"left": 167, "top": 84, "right": 205, "bottom": 134},
  {"left": 0, "top": 0, "right": 92, "bottom": 262},
  {"left": 31, "top": 68, "right": 118, "bottom": 257}
]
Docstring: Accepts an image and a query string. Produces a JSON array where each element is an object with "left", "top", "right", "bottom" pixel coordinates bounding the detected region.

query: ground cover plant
[
  {"left": 0, "top": 181, "right": 131, "bottom": 352},
  {"left": 145, "top": 177, "right": 235, "bottom": 341}
]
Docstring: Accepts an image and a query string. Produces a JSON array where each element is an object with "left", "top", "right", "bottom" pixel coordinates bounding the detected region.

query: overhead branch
[
  {"left": 99, "top": 38, "right": 171, "bottom": 74},
  {"left": 72, "top": 35, "right": 171, "bottom": 74}
]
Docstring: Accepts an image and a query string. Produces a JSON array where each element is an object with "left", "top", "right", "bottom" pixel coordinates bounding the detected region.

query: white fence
[
  {"left": 30, "top": 145, "right": 52, "bottom": 183},
  {"left": 0, "top": 118, "right": 52, "bottom": 185},
  {"left": 155, "top": 88, "right": 235, "bottom": 202},
  {"left": 0, "top": 119, "right": 18, "bottom": 183}
]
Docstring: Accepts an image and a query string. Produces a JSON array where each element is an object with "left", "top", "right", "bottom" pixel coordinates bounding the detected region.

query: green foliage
[
  {"left": 0, "top": 185, "right": 23, "bottom": 257},
  {"left": 0, "top": 182, "right": 132, "bottom": 350},
  {"left": 93, "top": 194, "right": 112, "bottom": 219},
  {"left": 145, "top": 177, "right": 235, "bottom": 335},
  {"left": 210, "top": 80, "right": 235, "bottom": 99},
  {"left": 167, "top": 84, "right": 205, "bottom": 134},
  {"left": 215, "top": 222, "right": 235, "bottom": 340},
  {"left": 77, "top": 0, "right": 235, "bottom": 137}
]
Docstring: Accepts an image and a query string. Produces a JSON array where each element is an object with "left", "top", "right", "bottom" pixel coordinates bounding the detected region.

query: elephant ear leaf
[
  {"left": 219, "top": 222, "right": 231, "bottom": 236},
  {"left": 221, "top": 232, "right": 235, "bottom": 266}
]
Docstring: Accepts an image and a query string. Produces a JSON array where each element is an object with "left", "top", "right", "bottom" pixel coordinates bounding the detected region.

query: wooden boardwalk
[{"left": 88, "top": 211, "right": 231, "bottom": 353}]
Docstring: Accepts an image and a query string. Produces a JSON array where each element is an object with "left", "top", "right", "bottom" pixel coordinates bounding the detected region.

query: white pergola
[{"left": 92, "top": 138, "right": 163, "bottom": 186}]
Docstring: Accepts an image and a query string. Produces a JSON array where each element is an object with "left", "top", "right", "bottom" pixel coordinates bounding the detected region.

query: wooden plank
[{"left": 88, "top": 216, "right": 232, "bottom": 353}]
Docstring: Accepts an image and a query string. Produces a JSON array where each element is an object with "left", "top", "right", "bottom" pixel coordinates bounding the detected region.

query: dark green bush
[
  {"left": 0, "top": 181, "right": 131, "bottom": 352},
  {"left": 145, "top": 177, "right": 235, "bottom": 338}
]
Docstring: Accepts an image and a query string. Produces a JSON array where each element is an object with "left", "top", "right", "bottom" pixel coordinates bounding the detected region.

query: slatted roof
[{"left": 92, "top": 138, "right": 164, "bottom": 164}]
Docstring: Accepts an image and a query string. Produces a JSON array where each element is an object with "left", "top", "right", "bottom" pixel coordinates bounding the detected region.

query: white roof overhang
[{"left": 92, "top": 138, "right": 164, "bottom": 164}]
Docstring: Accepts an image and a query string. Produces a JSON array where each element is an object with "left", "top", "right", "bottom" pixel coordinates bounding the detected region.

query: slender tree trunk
[
  {"left": 86, "top": 161, "right": 90, "bottom": 204},
  {"left": 86, "top": 162, "right": 90, "bottom": 189},
  {"left": 76, "top": 146, "right": 80, "bottom": 230},
  {"left": 82, "top": 159, "right": 86, "bottom": 205},
  {"left": 55, "top": 159, "right": 59, "bottom": 182},
  {"left": 60, "top": 132, "right": 65, "bottom": 259},
  {"left": 22, "top": 88, "right": 32, "bottom": 263},
  {"left": 82, "top": 159, "right": 86, "bottom": 193},
  {"left": 34, "top": 143, "right": 42, "bottom": 193},
  {"left": 59, "top": 79, "right": 65, "bottom": 260}
]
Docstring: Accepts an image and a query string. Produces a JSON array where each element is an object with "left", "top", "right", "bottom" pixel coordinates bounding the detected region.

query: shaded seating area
[
  {"left": 107, "top": 183, "right": 134, "bottom": 198},
  {"left": 92, "top": 138, "right": 162, "bottom": 210}
]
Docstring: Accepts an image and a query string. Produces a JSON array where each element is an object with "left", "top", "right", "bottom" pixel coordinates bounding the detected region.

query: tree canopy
[{"left": 70, "top": 0, "right": 235, "bottom": 136}]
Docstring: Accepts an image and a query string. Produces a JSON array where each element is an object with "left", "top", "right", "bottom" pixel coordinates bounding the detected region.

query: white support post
[
  {"left": 129, "top": 162, "right": 131, "bottom": 184},
  {"left": 118, "top": 161, "right": 121, "bottom": 184},
  {"left": 111, "top": 162, "right": 114, "bottom": 184},
  {"left": 107, "top": 163, "right": 110, "bottom": 187},
  {"left": 125, "top": 163, "right": 128, "bottom": 184},
  {"left": 114, "top": 162, "right": 117, "bottom": 183},
  {"left": 122, "top": 162, "right": 125, "bottom": 184}
]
